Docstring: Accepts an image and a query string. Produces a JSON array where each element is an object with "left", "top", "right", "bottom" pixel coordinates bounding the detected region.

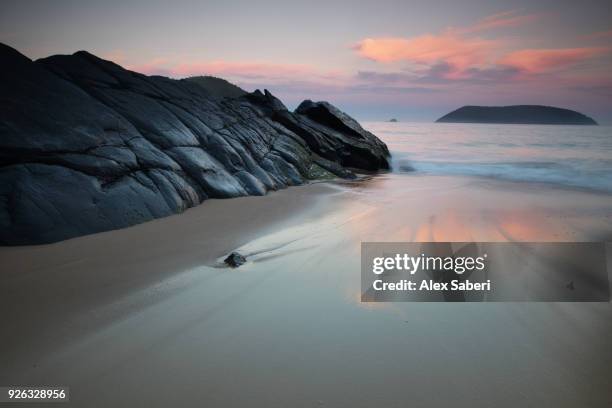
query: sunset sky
[{"left": 1, "top": 0, "right": 611, "bottom": 122}]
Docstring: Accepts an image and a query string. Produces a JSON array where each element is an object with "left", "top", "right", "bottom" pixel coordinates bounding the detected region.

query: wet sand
[
  {"left": 0, "top": 184, "right": 340, "bottom": 377},
  {"left": 1, "top": 174, "right": 612, "bottom": 407}
]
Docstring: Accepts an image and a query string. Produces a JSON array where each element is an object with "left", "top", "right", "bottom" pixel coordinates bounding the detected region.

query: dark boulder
[
  {"left": 294, "top": 100, "right": 390, "bottom": 171},
  {"left": 224, "top": 252, "right": 247, "bottom": 268},
  {"left": 0, "top": 43, "right": 390, "bottom": 245}
]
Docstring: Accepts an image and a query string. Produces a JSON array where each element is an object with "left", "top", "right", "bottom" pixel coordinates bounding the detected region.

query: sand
[{"left": 1, "top": 174, "right": 612, "bottom": 407}]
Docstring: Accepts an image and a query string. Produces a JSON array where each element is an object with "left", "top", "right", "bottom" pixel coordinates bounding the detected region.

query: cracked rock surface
[{"left": 0, "top": 43, "right": 389, "bottom": 245}]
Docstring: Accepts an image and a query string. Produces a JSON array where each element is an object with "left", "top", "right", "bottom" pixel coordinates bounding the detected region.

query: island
[{"left": 436, "top": 105, "right": 598, "bottom": 125}]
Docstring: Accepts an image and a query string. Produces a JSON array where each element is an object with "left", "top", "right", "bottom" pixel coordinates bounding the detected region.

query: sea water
[{"left": 365, "top": 122, "right": 612, "bottom": 192}]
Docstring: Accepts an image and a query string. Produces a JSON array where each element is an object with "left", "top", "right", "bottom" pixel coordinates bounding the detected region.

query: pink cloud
[
  {"left": 354, "top": 34, "right": 499, "bottom": 78},
  {"left": 128, "top": 59, "right": 344, "bottom": 83},
  {"left": 171, "top": 61, "right": 314, "bottom": 79},
  {"left": 354, "top": 11, "right": 611, "bottom": 82},
  {"left": 353, "top": 11, "right": 540, "bottom": 78},
  {"left": 500, "top": 47, "right": 610, "bottom": 73}
]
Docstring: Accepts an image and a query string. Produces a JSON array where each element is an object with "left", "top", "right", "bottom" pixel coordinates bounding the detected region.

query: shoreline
[{"left": 2, "top": 173, "right": 612, "bottom": 407}]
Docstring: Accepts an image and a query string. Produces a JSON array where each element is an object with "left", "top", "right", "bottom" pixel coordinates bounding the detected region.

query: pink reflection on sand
[{"left": 337, "top": 175, "right": 585, "bottom": 244}]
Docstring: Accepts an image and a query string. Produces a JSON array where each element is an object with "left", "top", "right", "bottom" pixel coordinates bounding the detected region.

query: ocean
[{"left": 365, "top": 122, "right": 612, "bottom": 192}]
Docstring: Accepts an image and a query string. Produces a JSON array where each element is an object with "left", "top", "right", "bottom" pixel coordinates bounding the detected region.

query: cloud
[
  {"left": 128, "top": 59, "right": 328, "bottom": 81},
  {"left": 580, "top": 30, "right": 612, "bottom": 41},
  {"left": 353, "top": 11, "right": 540, "bottom": 78},
  {"left": 499, "top": 47, "right": 610, "bottom": 73},
  {"left": 416, "top": 62, "right": 522, "bottom": 84},
  {"left": 354, "top": 34, "right": 499, "bottom": 78},
  {"left": 457, "top": 10, "right": 540, "bottom": 34},
  {"left": 354, "top": 10, "right": 611, "bottom": 83}
]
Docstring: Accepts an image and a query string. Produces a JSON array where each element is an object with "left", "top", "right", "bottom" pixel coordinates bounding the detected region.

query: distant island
[
  {"left": 436, "top": 105, "right": 597, "bottom": 125},
  {"left": 388, "top": 118, "right": 398, "bottom": 122}
]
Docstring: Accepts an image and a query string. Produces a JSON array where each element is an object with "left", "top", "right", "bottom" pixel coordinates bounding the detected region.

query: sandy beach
[
  {"left": 3, "top": 1, "right": 612, "bottom": 405},
  {"left": 1, "top": 173, "right": 612, "bottom": 407}
]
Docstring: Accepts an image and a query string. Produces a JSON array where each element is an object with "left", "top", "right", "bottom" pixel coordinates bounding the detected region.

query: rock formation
[
  {"left": 184, "top": 76, "right": 248, "bottom": 100},
  {"left": 0, "top": 43, "right": 389, "bottom": 245}
]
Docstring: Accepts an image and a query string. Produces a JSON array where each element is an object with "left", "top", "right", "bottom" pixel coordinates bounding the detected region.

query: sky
[{"left": 1, "top": 0, "right": 611, "bottom": 122}]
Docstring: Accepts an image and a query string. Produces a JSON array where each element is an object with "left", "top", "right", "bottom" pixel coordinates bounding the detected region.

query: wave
[
  {"left": 392, "top": 154, "right": 612, "bottom": 192},
  {"left": 372, "top": 122, "right": 612, "bottom": 193}
]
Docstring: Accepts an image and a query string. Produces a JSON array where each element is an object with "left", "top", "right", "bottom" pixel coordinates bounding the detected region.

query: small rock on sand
[{"left": 224, "top": 252, "right": 246, "bottom": 267}]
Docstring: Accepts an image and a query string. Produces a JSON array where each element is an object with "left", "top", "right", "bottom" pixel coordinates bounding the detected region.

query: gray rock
[{"left": 0, "top": 43, "right": 390, "bottom": 245}]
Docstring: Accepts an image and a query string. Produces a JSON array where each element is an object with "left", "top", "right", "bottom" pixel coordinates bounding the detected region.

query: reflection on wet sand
[{"left": 337, "top": 173, "right": 610, "bottom": 243}]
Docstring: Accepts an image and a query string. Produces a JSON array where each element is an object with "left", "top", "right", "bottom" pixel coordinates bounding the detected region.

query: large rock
[
  {"left": 0, "top": 43, "right": 390, "bottom": 245},
  {"left": 294, "top": 100, "right": 390, "bottom": 171}
]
